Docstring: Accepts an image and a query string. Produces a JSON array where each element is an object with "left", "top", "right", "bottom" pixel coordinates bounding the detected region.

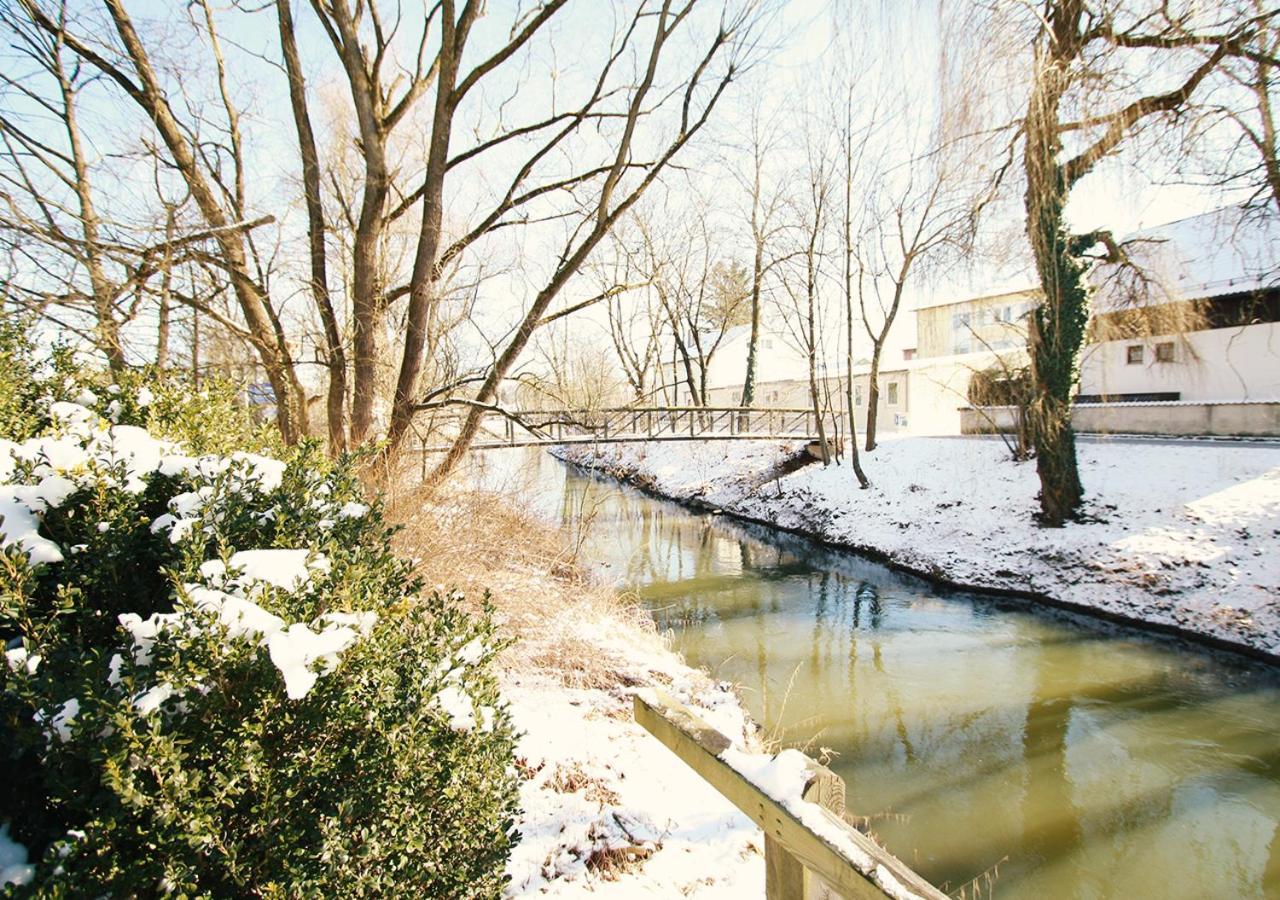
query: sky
[{"left": 5, "top": 0, "right": 1260, "bottom": 395}]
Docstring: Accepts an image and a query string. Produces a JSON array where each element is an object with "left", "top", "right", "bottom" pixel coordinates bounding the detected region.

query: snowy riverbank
[
  {"left": 390, "top": 485, "right": 769, "bottom": 897},
  {"left": 552, "top": 437, "right": 1280, "bottom": 660},
  {"left": 499, "top": 598, "right": 765, "bottom": 897}
]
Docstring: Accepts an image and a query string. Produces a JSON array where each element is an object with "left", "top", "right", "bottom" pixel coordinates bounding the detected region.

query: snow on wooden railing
[{"left": 634, "top": 689, "right": 947, "bottom": 900}]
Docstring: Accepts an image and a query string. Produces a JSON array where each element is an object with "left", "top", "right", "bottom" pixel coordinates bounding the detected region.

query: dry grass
[
  {"left": 583, "top": 841, "right": 654, "bottom": 880},
  {"left": 382, "top": 468, "right": 660, "bottom": 691},
  {"left": 548, "top": 762, "right": 622, "bottom": 806}
]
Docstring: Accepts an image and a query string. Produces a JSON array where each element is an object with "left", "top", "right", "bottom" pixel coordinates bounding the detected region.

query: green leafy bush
[{"left": 0, "top": 366, "right": 518, "bottom": 897}]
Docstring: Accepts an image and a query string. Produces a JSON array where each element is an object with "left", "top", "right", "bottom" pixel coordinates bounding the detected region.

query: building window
[
  {"left": 732, "top": 391, "right": 741, "bottom": 403},
  {"left": 769, "top": 391, "right": 779, "bottom": 402},
  {"left": 855, "top": 385, "right": 863, "bottom": 406},
  {"left": 903, "top": 348, "right": 916, "bottom": 361},
  {"left": 1126, "top": 345, "right": 1144, "bottom": 365},
  {"left": 764, "top": 338, "right": 774, "bottom": 349},
  {"left": 887, "top": 382, "right": 899, "bottom": 405},
  {"left": 1155, "top": 342, "right": 1175, "bottom": 363}
]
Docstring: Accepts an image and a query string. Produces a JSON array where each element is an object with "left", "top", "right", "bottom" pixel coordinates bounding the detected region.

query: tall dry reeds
[{"left": 384, "top": 476, "right": 659, "bottom": 691}]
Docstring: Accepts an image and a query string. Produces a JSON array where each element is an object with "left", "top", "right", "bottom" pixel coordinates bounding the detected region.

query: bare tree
[
  {"left": 421, "top": 1, "right": 761, "bottom": 483},
  {"left": 836, "top": 83, "right": 872, "bottom": 488},
  {"left": 528, "top": 325, "right": 627, "bottom": 411},
  {"left": 23, "top": 0, "right": 313, "bottom": 442},
  {"left": 1191, "top": 1, "right": 1280, "bottom": 213},
  {"left": 277, "top": 0, "right": 347, "bottom": 452},
  {"left": 635, "top": 204, "right": 749, "bottom": 407},
  {"left": 841, "top": 23, "right": 1007, "bottom": 454},
  {"left": 1009, "top": 0, "right": 1257, "bottom": 524},
  {"left": 302, "top": 0, "right": 464, "bottom": 448},
  {"left": 596, "top": 228, "right": 663, "bottom": 403},
  {"left": 0, "top": 2, "right": 207, "bottom": 373},
  {"left": 731, "top": 103, "right": 790, "bottom": 413},
  {"left": 774, "top": 138, "right": 834, "bottom": 465}
]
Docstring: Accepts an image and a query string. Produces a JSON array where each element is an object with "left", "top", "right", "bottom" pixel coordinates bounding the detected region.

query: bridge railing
[{"left": 416, "top": 405, "right": 840, "bottom": 449}]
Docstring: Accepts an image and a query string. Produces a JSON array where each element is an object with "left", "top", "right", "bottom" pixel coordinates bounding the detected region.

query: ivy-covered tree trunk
[
  {"left": 1023, "top": 46, "right": 1087, "bottom": 527},
  {"left": 1024, "top": 228, "right": 1089, "bottom": 525},
  {"left": 1016, "top": 0, "right": 1235, "bottom": 525}
]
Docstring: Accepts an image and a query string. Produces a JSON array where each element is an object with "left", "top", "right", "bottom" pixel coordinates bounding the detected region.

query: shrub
[
  {"left": 0, "top": 374, "right": 518, "bottom": 896},
  {"left": 967, "top": 364, "right": 1032, "bottom": 408}
]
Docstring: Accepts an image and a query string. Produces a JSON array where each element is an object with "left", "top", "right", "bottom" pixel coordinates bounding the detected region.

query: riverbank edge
[{"left": 552, "top": 445, "right": 1280, "bottom": 668}]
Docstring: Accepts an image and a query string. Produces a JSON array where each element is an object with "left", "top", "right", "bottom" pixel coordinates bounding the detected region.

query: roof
[
  {"left": 914, "top": 284, "right": 1040, "bottom": 312},
  {"left": 1090, "top": 204, "right": 1280, "bottom": 310},
  {"left": 912, "top": 204, "right": 1279, "bottom": 314}
]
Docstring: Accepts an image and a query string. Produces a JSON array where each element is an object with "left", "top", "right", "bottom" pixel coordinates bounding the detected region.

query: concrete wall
[{"left": 961, "top": 401, "right": 1280, "bottom": 438}]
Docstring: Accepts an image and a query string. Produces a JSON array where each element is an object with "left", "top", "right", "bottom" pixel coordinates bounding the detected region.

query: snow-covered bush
[{"left": 0, "top": 358, "right": 517, "bottom": 896}]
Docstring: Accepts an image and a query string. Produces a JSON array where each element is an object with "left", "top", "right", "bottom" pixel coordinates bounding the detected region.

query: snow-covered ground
[
  {"left": 502, "top": 608, "right": 765, "bottom": 897},
  {"left": 554, "top": 436, "right": 1280, "bottom": 659}
]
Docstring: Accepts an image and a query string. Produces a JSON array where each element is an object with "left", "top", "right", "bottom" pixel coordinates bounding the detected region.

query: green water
[{"left": 544, "top": 459, "right": 1280, "bottom": 899}]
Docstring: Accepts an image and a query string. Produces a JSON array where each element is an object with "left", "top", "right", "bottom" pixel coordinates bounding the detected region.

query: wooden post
[{"left": 634, "top": 690, "right": 946, "bottom": 900}]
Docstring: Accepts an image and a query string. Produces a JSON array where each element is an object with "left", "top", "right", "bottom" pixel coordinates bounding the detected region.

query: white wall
[
  {"left": 701, "top": 327, "right": 814, "bottom": 399},
  {"left": 1078, "top": 322, "right": 1280, "bottom": 402},
  {"left": 962, "top": 402, "right": 1280, "bottom": 437},
  {"left": 902, "top": 358, "right": 984, "bottom": 436}
]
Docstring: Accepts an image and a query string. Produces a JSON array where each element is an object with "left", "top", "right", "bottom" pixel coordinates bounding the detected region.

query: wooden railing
[
  {"left": 634, "top": 689, "right": 946, "bottom": 900},
  {"left": 414, "top": 405, "right": 835, "bottom": 452}
]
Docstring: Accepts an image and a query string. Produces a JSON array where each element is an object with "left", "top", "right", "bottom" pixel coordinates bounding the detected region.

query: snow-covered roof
[
  {"left": 914, "top": 204, "right": 1279, "bottom": 314},
  {"left": 1092, "top": 204, "right": 1279, "bottom": 310}
]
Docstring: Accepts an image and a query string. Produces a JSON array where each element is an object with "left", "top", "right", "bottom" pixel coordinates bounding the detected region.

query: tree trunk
[
  {"left": 844, "top": 377, "right": 869, "bottom": 486},
  {"left": 1024, "top": 222, "right": 1087, "bottom": 525},
  {"left": 807, "top": 363, "right": 830, "bottom": 465},
  {"left": 155, "top": 205, "right": 176, "bottom": 368},
  {"left": 383, "top": 2, "right": 471, "bottom": 460},
  {"left": 864, "top": 349, "right": 882, "bottom": 452},
  {"left": 55, "top": 45, "right": 124, "bottom": 373},
  {"left": 277, "top": 0, "right": 347, "bottom": 453},
  {"left": 741, "top": 235, "right": 765, "bottom": 410},
  {"left": 1023, "top": 42, "right": 1086, "bottom": 526},
  {"left": 805, "top": 244, "right": 829, "bottom": 465},
  {"left": 840, "top": 97, "right": 869, "bottom": 489}
]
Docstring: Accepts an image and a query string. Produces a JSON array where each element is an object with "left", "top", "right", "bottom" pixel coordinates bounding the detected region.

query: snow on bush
[{"left": 0, "top": 342, "right": 517, "bottom": 896}]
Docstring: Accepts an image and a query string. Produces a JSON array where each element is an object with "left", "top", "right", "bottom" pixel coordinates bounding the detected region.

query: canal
[{"left": 486, "top": 450, "right": 1280, "bottom": 898}]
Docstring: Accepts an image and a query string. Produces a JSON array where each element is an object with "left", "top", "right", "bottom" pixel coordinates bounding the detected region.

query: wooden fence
[{"left": 634, "top": 689, "right": 947, "bottom": 900}]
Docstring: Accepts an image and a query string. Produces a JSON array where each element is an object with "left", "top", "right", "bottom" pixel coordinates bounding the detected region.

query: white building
[{"left": 687, "top": 204, "right": 1280, "bottom": 438}]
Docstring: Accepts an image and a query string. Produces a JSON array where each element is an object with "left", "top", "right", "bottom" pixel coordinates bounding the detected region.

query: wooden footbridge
[{"left": 413, "top": 405, "right": 826, "bottom": 452}]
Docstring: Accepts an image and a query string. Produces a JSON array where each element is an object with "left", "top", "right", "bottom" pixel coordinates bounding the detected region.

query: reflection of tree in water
[
  {"left": 1016, "top": 666, "right": 1083, "bottom": 883},
  {"left": 869, "top": 635, "right": 918, "bottom": 766},
  {"left": 556, "top": 463, "right": 1280, "bottom": 899}
]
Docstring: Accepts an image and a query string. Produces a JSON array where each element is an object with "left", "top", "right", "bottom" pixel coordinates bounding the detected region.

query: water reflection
[{"left": 546, "top": 457, "right": 1280, "bottom": 900}]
